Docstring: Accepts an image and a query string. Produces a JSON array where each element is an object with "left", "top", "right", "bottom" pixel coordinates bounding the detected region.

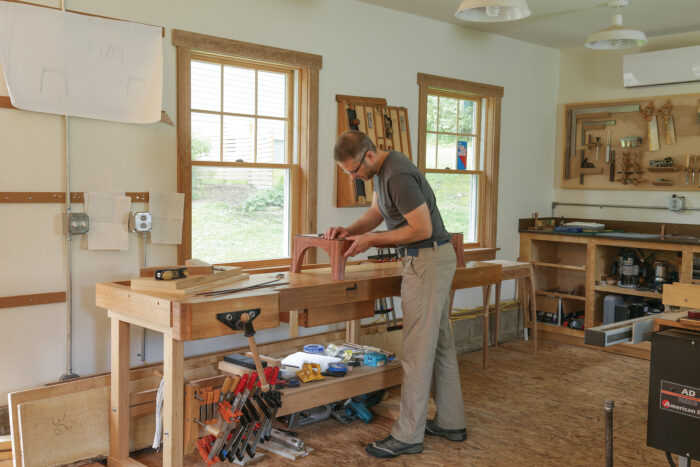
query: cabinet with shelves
[
  {"left": 520, "top": 234, "right": 589, "bottom": 336},
  {"left": 519, "top": 219, "right": 700, "bottom": 358}
]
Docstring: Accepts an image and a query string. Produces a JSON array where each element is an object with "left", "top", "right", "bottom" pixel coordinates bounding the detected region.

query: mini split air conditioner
[{"left": 623, "top": 44, "right": 700, "bottom": 87}]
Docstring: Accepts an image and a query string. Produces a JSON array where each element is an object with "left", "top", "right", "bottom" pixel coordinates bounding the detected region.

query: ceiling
[{"left": 356, "top": 0, "right": 700, "bottom": 49}]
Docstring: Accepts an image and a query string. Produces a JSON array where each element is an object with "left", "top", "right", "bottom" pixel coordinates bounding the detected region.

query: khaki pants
[{"left": 391, "top": 242, "right": 465, "bottom": 444}]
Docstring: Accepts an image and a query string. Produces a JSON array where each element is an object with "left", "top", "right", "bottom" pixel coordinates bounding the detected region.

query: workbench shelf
[
  {"left": 592, "top": 285, "right": 662, "bottom": 299},
  {"left": 532, "top": 262, "right": 586, "bottom": 271},
  {"left": 535, "top": 290, "right": 586, "bottom": 301},
  {"left": 520, "top": 218, "right": 700, "bottom": 359}
]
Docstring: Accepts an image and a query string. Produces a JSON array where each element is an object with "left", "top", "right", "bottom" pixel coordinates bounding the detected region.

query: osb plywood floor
[{"left": 135, "top": 340, "right": 668, "bottom": 466}]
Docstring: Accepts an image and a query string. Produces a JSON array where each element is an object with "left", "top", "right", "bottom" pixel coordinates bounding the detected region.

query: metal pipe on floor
[{"left": 605, "top": 399, "right": 614, "bottom": 467}]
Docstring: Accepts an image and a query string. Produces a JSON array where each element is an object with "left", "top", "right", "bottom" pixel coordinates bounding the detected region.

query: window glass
[
  {"left": 458, "top": 99, "right": 476, "bottom": 134},
  {"left": 257, "top": 119, "right": 286, "bottom": 164},
  {"left": 223, "top": 66, "right": 255, "bottom": 115},
  {"left": 426, "top": 95, "right": 438, "bottom": 132},
  {"left": 192, "top": 166, "right": 290, "bottom": 262},
  {"left": 437, "top": 97, "right": 458, "bottom": 133},
  {"left": 425, "top": 132, "right": 437, "bottom": 169},
  {"left": 436, "top": 134, "right": 457, "bottom": 170},
  {"left": 257, "top": 71, "right": 286, "bottom": 118},
  {"left": 222, "top": 116, "right": 255, "bottom": 162},
  {"left": 191, "top": 61, "right": 221, "bottom": 111},
  {"left": 191, "top": 112, "right": 220, "bottom": 161},
  {"left": 426, "top": 173, "right": 478, "bottom": 243}
]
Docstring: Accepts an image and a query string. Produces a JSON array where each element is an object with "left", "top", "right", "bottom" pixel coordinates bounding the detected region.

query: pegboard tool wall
[{"left": 561, "top": 92, "right": 700, "bottom": 190}]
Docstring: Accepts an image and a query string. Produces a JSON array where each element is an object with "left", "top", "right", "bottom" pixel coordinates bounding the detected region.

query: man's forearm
[{"left": 368, "top": 224, "right": 430, "bottom": 247}]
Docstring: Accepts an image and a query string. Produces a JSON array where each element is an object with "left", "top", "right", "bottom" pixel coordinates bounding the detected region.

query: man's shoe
[
  {"left": 365, "top": 435, "right": 423, "bottom": 458},
  {"left": 424, "top": 420, "right": 467, "bottom": 442}
]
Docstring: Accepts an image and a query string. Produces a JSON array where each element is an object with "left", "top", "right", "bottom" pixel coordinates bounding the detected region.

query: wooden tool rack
[
  {"left": 96, "top": 260, "right": 501, "bottom": 466},
  {"left": 335, "top": 95, "right": 413, "bottom": 207},
  {"left": 560, "top": 92, "right": 700, "bottom": 190}
]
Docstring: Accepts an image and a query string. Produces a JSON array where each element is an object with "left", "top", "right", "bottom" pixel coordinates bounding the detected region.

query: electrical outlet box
[
  {"left": 129, "top": 212, "right": 152, "bottom": 232},
  {"left": 64, "top": 213, "right": 89, "bottom": 235},
  {"left": 668, "top": 194, "right": 685, "bottom": 212}
]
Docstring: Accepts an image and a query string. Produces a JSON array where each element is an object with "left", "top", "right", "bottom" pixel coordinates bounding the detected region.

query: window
[
  {"left": 173, "top": 30, "right": 322, "bottom": 266},
  {"left": 417, "top": 73, "right": 502, "bottom": 249}
]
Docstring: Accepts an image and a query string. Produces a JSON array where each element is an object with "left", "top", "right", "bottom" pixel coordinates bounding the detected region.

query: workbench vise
[
  {"left": 217, "top": 309, "right": 261, "bottom": 337},
  {"left": 217, "top": 309, "right": 272, "bottom": 393}
]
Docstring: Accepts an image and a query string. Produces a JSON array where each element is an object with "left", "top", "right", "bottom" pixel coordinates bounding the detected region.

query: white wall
[
  {"left": 555, "top": 31, "right": 700, "bottom": 223},
  {"left": 0, "top": 0, "right": 560, "bottom": 402}
]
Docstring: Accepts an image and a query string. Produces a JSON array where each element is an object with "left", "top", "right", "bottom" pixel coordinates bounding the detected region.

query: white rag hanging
[{"left": 152, "top": 377, "right": 165, "bottom": 450}]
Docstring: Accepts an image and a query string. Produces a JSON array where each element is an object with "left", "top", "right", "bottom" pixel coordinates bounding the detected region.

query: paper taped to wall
[
  {"left": 0, "top": 2, "right": 162, "bottom": 123},
  {"left": 85, "top": 192, "right": 131, "bottom": 250},
  {"left": 149, "top": 192, "right": 185, "bottom": 244}
]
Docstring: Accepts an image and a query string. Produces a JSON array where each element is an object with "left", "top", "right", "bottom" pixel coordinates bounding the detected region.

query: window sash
[
  {"left": 427, "top": 90, "right": 481, "bottom": 171},
  {"left": 190, "top": 53, "right": 295, "bottom": 165}
]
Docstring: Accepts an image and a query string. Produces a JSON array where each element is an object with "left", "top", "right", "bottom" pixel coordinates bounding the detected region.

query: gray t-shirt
[{"left": 373, "top": 151, "right": 450, "bottom": 249}]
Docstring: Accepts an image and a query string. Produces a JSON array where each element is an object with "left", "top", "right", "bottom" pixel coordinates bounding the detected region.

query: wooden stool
[
  {"left": 483, "top": 260, "right": 537, "bottom": 365},
  {"left": 290, "top": 235, "right": 351, "bottom": 280}
]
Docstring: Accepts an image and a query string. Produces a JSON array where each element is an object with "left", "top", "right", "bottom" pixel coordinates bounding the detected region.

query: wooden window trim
[
  {"left": 417, "top": 73, "right": 502, "bottom": 249},
  {"left": 174, "top": 30, "right": 321, "bottom": 265}
]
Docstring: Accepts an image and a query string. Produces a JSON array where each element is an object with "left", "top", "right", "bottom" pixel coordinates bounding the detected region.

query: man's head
[{"left": 334, "top": 130, "right": 379, "bottom": 181}]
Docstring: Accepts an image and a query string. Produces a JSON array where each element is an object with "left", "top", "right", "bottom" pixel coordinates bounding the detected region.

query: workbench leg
[
  {"left": 109, "top": 318, "right": 130, "bottom": 465},
  {"left": 493, "top": 281, "right": 501, "bottom": 347},
  {"left": 163, "top": 332, "right": 184, "bottom": 467},
  {"left": 288, "top": 310, "right": 299, "bottom": 338},
  {"left": 346, "top": 319, "right": 361, "bottom": 343},
  {"left": 482, "top": 285, "right": 492, "bottom": 370}
]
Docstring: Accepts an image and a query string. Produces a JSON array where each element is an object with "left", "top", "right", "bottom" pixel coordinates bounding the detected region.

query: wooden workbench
[{"left": 96, "top": 260, "right": 501, "bottom": 466}]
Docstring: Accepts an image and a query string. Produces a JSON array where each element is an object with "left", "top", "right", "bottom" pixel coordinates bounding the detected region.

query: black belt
[{"left": 398, "top": 239, "right": 450, "bottom": 257}]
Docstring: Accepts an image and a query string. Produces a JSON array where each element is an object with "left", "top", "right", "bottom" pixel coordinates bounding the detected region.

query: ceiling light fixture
[
  {"left": 455, "top": 0, "right": 531, "bottom": 22},
  {"left": 585, "top": 0, "right": 647, "bottom": 50}
]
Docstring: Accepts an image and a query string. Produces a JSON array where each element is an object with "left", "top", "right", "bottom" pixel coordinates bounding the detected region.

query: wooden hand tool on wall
[
  {"left": 335, "top": 95, "right": 413, "bottom": 207},
  {"left": 659, "top": 100, "right": 676, "bottom": 145},
  {"left": 640, "top": 101, "right": 660, "bottom": 151}
]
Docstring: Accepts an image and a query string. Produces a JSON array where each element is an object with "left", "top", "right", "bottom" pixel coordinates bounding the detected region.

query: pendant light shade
[
  {"left": 585, "top": 1, "right": 647, "bottom": 50},
  {"left": 455, "top": 0, "right": 531, "bottom": 22}
]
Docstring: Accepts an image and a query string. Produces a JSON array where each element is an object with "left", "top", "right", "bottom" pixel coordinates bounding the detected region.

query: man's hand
[
  {"left": 344, "top": 234, "right": 374, "bottom": 258},
  {"left": 325, "top": 226, "right": 351, "bottom": 239}
]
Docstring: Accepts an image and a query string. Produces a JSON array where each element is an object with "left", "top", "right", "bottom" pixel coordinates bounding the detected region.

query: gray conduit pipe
[
  {"left": 552, "top": 201, "right": 700, "bottom": 216},
  {"left": 59, "top": 0, "right": 78, "bottom": 382}
]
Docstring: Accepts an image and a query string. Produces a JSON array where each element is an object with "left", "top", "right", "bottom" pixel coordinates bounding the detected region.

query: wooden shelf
[
  {"left": 536, "top": 322, "right": 584, "bottom": 337},
  {"left": 536, "top": 290, "right": 586, "bottom": 301},
  {"left": 532, "top": 262, "right": 586, "bottom": 271},
  {"left": 647, "top": 166, "right": 680, "bottom": 172},
  {"left": 593, "top": 285, "right": 662, "bottom": 299}
]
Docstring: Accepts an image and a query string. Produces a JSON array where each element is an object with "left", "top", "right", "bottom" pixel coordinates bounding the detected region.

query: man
[{"left": 327, "top": 130, "right": 467, "bottom": 458}]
